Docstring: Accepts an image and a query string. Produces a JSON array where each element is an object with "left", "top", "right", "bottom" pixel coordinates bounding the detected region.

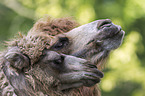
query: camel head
[
  {"left": 2, "top": 47, "right": 103, "bottom": 95},
  {"left": 50, "top": 19, "right": 125, "bottom": 67},
  {"left": 31, "top": 50, "right": 103, "bottom": 92}
]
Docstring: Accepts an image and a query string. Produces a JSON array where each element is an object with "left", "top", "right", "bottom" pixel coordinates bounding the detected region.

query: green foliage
[{"left": 0, "top": 0, "right": 145, "bottom": 95}]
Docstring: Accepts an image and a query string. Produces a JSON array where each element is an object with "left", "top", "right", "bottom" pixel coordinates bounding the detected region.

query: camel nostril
[
  {"left": 97, "top": 19, "right": 112, "bottom": 29},
  {"left": 87, "top": 64, "right": 97, "bottom": 69}
]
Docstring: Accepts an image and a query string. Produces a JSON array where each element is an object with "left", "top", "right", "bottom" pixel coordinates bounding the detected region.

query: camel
[{"left": 0, "top": 17, "right": 125, "bottom": 96}]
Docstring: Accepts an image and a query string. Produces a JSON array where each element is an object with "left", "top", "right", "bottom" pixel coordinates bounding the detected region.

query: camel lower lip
[
  {"left": 115, "top": 30, "right": 121, "bottom": 35},
  {"left": 109, "top": 30, "right": 123, "bottom": 38},
  {"left": 116, "top": 30, "right": 125, "bottom": 36}
]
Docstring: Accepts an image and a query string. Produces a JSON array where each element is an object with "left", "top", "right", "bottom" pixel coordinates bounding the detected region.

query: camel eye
[
  {"left": 53, "top": 56, "right": 64, "bottom": 65},
  {"left": 51, "top": 37, "right": 69, "bottom": 50},
  {"left": 54, "top": 42, "right": 63, "bottom": 49},
  {"left": 53, "top": 59, "right": 62, "bottom": 65}
]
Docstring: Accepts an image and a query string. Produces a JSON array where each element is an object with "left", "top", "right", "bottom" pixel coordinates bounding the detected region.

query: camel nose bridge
[
  {"left": 97, "top": 19, "right": 112, "bottom": 29},
  {"left": 98, "top": 19, "right": 111, "bottom": 24}
]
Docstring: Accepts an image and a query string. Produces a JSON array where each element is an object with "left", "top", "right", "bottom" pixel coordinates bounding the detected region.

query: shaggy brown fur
[
  {"left": 6, "top": 35, "right": 51, "bottom": 65},
  {"left": 28, "top": 17, "right": 79, "bottom": 36}
]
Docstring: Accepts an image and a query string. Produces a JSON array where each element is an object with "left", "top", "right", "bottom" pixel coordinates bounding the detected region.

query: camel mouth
[
  {"left": 111, "top": 25, "right": 125, "bottom": 37},
  {"left": 60, "top": 78, "right": 101, "bottom": 92},
  {"left": 96, "top": 19, "right": 124, "bottom": 40},
  {"left": 57, "top": 69, "right": 103, "bottom": 91},
  {"left": 85, "top": 63, "right": 104, "bottom": 78},
  {"left": 59, "top": 78, "right": 101, "bottom": 91},
  {"left": 82, "top": 70, "right": 104, "bottom": 87},
  {"left": 96, "top": 23, "right": 124, "bottom": 41}
]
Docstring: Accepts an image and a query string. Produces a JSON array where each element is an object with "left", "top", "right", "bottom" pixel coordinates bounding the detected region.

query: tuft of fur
[
  {"left": 28, "top": 16, "right": 79, "bottom": 36},
  {"left": 5, "top": 35, "right": 51, "bottom": 64}
]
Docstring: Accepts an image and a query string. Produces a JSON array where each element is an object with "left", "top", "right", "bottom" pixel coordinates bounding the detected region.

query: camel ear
[{"left": 4, "top": 47, "right": 30, "bottom": 70}]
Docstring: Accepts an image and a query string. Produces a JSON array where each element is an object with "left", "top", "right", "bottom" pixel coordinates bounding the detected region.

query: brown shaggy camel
[{"left": 0, "top": 17, "right": 124, "bottom": 96}]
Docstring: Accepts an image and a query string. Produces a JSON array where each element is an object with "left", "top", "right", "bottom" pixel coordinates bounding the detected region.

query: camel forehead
[{"left": 63, "top": 20, "right": 99, "bottom": 49}]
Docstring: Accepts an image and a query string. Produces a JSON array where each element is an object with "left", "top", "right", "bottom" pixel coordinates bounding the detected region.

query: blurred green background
[{"left": 0, "top": 0, "right": 145, "bottom": 96}]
